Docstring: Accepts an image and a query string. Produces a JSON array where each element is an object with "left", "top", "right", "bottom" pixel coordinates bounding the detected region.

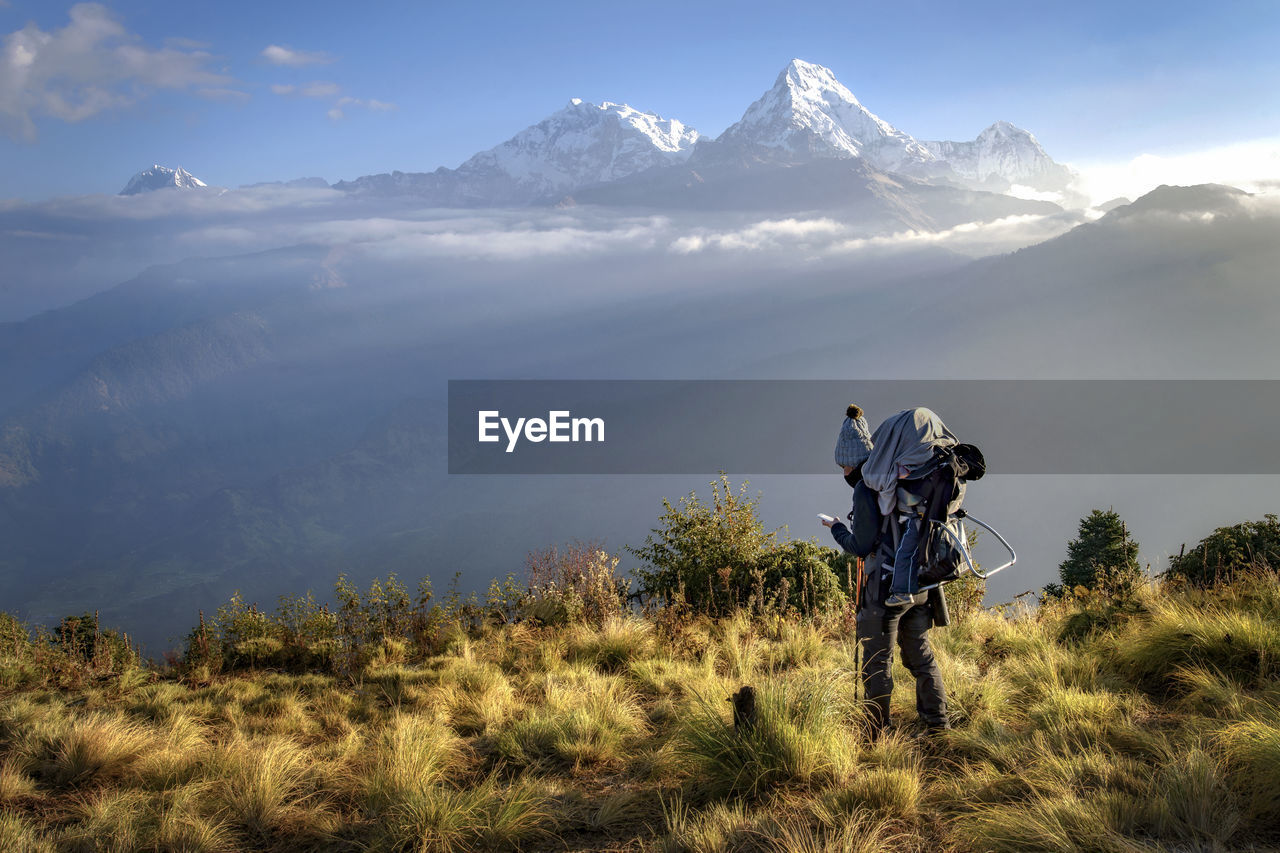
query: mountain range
[{"left": 124, "top": 60, "right": 1074, "bottom": 211}]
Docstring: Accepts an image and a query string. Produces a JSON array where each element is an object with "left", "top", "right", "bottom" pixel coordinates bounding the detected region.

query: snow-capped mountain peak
[
  {"left": 120, "top": 165, "right": 208, "bottom": 195},
  {"left": 451, "top": 98, "right": 700, "bottom": 199},
  {"left": 710, "top": 59, "right": 933, "bottom": 170},
  {"left": 922, "top": 122, "right": 1075, "bottom": 192},
  {"left": 336, "top": 98, "right": 700, "bottom": 203}
]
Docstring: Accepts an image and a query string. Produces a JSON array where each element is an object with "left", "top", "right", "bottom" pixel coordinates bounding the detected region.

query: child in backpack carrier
[{"left": 858, "top": 408, "right": 965, "bottom": 608}]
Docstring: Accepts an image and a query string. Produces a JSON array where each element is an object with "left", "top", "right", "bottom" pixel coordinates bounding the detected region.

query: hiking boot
[{"left": 884, "top": 592, "right": 915, "bottom": 607}]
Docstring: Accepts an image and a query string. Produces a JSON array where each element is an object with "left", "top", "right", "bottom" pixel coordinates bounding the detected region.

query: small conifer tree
[{"left": 1046, "top": 508, "right": 1142, "bottom": 597}]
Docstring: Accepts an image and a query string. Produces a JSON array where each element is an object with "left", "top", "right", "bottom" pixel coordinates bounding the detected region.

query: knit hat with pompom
[{"left": 834, "top": 404, "right": 874, "bottom": 467}]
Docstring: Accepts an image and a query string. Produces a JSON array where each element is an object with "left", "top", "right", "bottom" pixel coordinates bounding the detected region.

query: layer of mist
[{"left": 2, "top": 183, "right": 1278, "bottom": 651}]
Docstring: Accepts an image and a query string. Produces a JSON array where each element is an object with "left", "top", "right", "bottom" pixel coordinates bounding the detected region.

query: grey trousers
[{"left": 857, "top": 599, "right": 949, "bottom": 733}]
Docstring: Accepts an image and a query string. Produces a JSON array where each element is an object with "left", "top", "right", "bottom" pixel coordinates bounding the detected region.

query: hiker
[
  {"left": 829, "top": 404, "right": 879, "bottom": 558},
  {"left": 823, "top": 404, "right": 951, "bottom": 736}
]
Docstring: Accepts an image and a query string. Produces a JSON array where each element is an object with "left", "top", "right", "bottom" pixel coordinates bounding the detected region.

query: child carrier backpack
[{"left": 918, "top": 514, "right": 973, "bottom": 587}]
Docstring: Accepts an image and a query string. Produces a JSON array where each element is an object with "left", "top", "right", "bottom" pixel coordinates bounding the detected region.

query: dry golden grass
[{"left": 1, "top": 572, "right": 1279, "bottom": 851}]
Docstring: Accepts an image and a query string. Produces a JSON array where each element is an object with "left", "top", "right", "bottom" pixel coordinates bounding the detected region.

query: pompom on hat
[{"left": 834, "top": 403, "right": 874, "bottom": 467}]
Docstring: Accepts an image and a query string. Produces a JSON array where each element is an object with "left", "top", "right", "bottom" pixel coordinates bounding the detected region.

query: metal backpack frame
[{"left": 917, "top": 510, "right": 1017, "bottom": 592}]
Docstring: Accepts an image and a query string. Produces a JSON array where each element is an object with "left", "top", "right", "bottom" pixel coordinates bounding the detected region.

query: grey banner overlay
[{"left": 448, "top": 380, "right": 1280, "bottom": 475}]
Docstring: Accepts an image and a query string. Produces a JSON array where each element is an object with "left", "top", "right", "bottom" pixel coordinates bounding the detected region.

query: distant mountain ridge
[
  {"left": 334, "top": 59, "right": 1076, "bottom": 208},
  {"left": 118, "top": 61, "right": 1075, "bottom": 210},
  {"left": 333, "top": 99, "right": 700, "bottom": 204}
]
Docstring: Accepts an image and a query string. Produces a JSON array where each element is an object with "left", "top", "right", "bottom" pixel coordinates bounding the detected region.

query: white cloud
[
  {"left": 301, "top": 81, "right": 340, "bottom": 98},
  {"left": 260, "top": 44, "right": 331, "bottom": 66},
  {"left": 670, "top": 218, "right": 845, "bottom": 253},
  {"left": 828, "top": 214, "right": 1079, "bottom": 257},
  {"left": 0, "top": 3, "right": 235, "bottom": 141},
  {"left": 272, "top": 80, "right": 342, "bottom": 98},
  {"left": 1071, "top": 138, "right": 1280, "bottom": 207},
  {"left": 1006, "top": 184, "right": 1066, "bottom": 204},
  {"left": 670, "top": 213, "right": 1080, "bottom": 259},
  {"left": 328, "top": 96, "right": 397, "bottom": 119}
]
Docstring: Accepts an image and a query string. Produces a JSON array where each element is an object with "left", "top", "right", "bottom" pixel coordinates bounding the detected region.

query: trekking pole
[{"left": 854, "top": 558, "right": 864, "bottom": 705}]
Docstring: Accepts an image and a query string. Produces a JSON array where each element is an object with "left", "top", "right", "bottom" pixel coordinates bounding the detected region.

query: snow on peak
[
  {"left": 712, "top": 59, "right": 934, "bottom": 171},
  {"left": 922, "top": 122, "right": 1074, "bottom": 191},
  {"left": 455, "top": 98, "right": 701, "bottom": 197},
  {"left": 120, "top": 165, "right": 208, "bottom": 195}
]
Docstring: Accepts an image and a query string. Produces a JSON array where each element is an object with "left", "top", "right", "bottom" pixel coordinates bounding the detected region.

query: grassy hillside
[{"left": 1, "top": 561, "right": 1278, "bottom": 852}]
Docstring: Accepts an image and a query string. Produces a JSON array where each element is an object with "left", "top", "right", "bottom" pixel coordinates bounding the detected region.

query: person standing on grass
[{"left": 822, "top": 403, "right": 951, "bottom": 736}]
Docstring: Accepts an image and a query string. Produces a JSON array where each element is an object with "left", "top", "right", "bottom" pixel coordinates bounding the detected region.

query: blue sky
[{"left": 2, "top": 0, "right": 1278, "bottom": 199}]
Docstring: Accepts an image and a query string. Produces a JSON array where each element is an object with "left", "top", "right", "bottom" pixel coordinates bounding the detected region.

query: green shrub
[
  {"left": 629, "top": 475, "right": 774, "bottom": 615},
  {"left": 630, "top": 475, "right": 847, "bottom": 617},
  {"left": 1167, "top": 514, "right": 1280, "bottom": 585},
  {"left": 522, "top": 542, "right": 626, "bottom": 627}
]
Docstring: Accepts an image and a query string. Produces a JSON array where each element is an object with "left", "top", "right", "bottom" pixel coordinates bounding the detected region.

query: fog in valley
[{"left": 2, "top": 183, "right": 1279, "bottom": 651}]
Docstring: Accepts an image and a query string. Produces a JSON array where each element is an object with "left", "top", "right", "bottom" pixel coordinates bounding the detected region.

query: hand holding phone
[{"left": 817, "top": 513, "right": 836, "bottom": 526}]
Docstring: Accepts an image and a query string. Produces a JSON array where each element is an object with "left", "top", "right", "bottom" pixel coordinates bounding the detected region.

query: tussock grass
[
  {"left": 366, "top": 713, "right": 463, "bottom": 807},
  {"left": 660, "top": 797, "right": 754, "bottom": 853},
  {"left": 0, "top": 810, "right": 55, "bottom": 853},
  {"left": 493, "top": 671, "right": 647, "bottom": 768},
  {"left": 216, "top": 735, "right": 331, "bottom": 840},
  {"left": 1218, "top": 714, "right": 1280, "bottom": 824},
  {"left": 132, "top": 712, "right": 209, "bottom": 790},
  {"left": 0, "top": 758, "right": 38, "bottom": 803},
  {"left": 1171, "top": 664, "right": 1248, "bottom": 716},
  {"left": 5, "top": 570, "right": 1280, "bottom": 850},
  {"left": 675, "top": 677, "right": 859, "bottom": 801},
  {"left": 566, "top": 615, "right": 657, "bottom": 673},
  {"left": 39, "top": 712, "right": 157, "bottom": 788},
  {"left": 714, "top": 612, "right": 762, "bottom": 682},
  {"left": 363, "top": 714, "right": 557, "bottom": 850},
  {"left": 757, "top": 807, "right": 903, "bottom": 853},
  {"left": 125, "top": 681, "right": 191, "bottom": 723},
  {"left": 1110, "top": 597, "right": 1280, "bottom": 690},
  {"left": 60, "top": 789, "right": 153, "bottom": 851},
  {"left": 1152, "top": 744, "right": 1240, "bottom": 845},
  {"left": 429, "top": 658, "right": 517, "bottom": 735},
  {"left": 373, "top": 774, "right": 557, "bottom": 852},
  {"left": 952, "top": 791, "right": 1157, "bottom": 853},
  {"left": 764, "top": 621, "right": 830, "bottom": 671},
  {"left": 824, "top": 766, "right": 920, "bottom": 821}
]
